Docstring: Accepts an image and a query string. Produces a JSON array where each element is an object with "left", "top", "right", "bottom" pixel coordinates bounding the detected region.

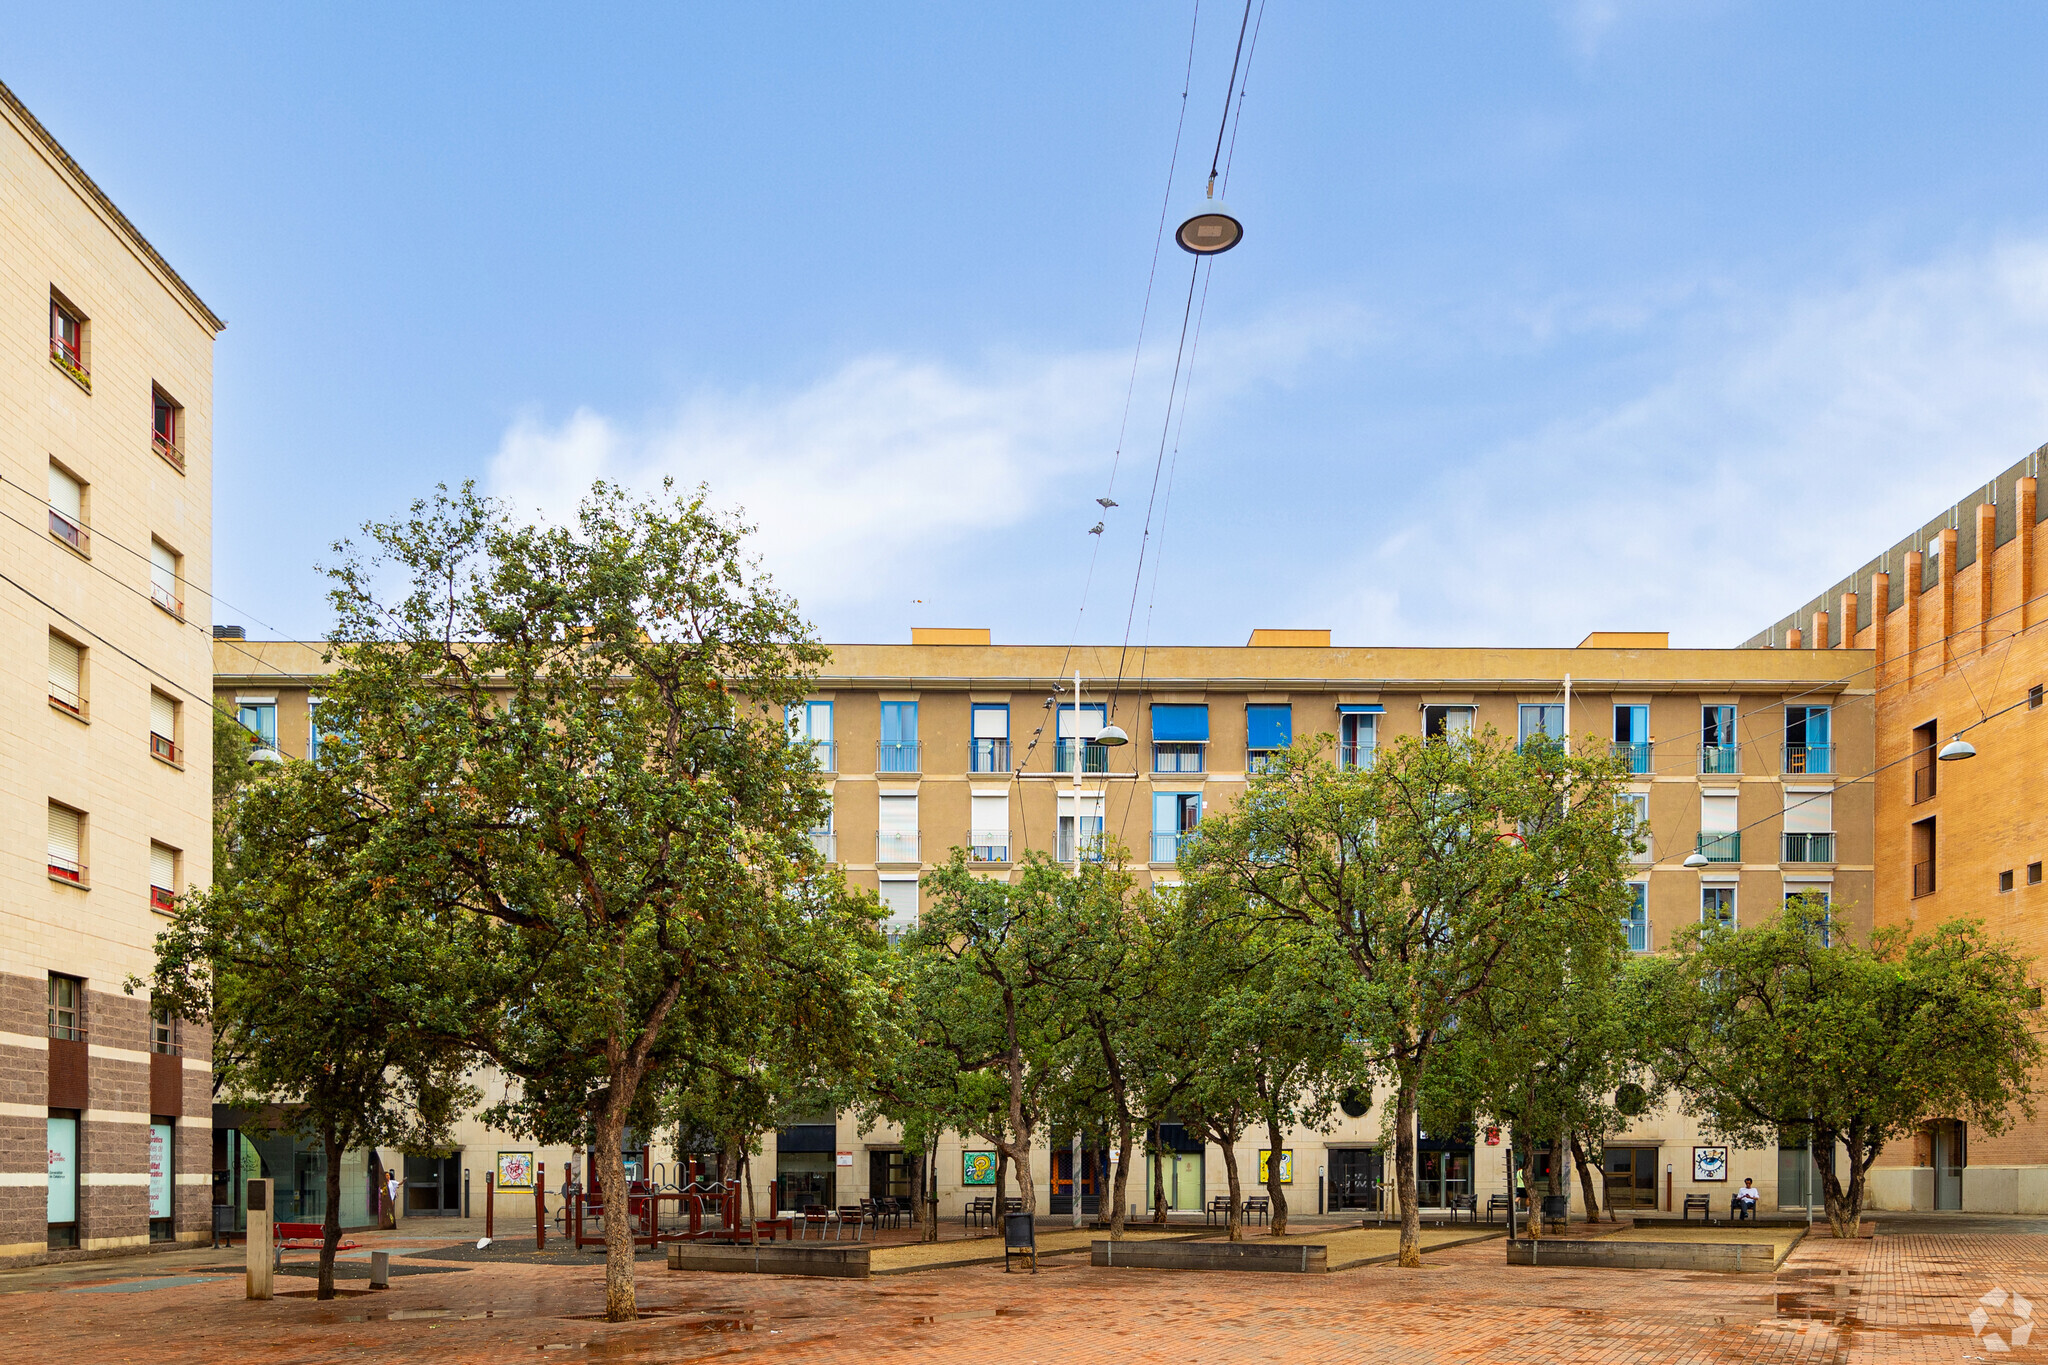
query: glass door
[
  {"left": 1331, "top": 1148, "right": 1383, "bottom": 1210},
  {"left": 1933, "top": 1121, "right": 1965, "bottom": 1210},
  {"left": 1604, "top": 1147, "right": 1659, "bottom": 1209}
]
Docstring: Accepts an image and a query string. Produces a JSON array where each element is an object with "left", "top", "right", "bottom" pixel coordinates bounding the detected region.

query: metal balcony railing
[
  {"left": 1151, "top": 830, "right": 1193, "bottom": 864},
  {"left": 876, "top": 831, "right": 921, "bottom": 862},
  {"left": 970, "top": 738, "right": 1010, "bottom": 773},
  {"left": 1781, "top": 831, "right": 1835, "bottom": 863},
  {"left": 1057, "top": 831, "right": 1106, "bottom": 864},
  {"left": 804, "top": 740, "right": 836, "bottom": 773},
  {"left": 1338, "top": 743, "right": 1376, "bottom": 771},
  {"left": 151, "top": 732, "right": 179, "bottom": 764},
  {"left": 50, "top": 335, "right": 90, "bottom": 389},
  {"left": 1624, "top": 914, "right": 1650, "bottom": 953},
  {"left": 47, "top": 855, "right": 85, "bottom": 884},
  {"left": 152, "top": 431, "right": 185, "bottom": 472},
  {"left": 876, "top": 741, "right": 921, "bottom": 774},
  {"left": 49, "top": 682, "right": 82, "bottom": 716},
  {"left": 1153, "top": 743, "right": 1205, "bottom": 774},
  {"left": 1699, "top": 744, "right": 1739, "bottom": 775},
  {"left": 1782, "top": 743, "right": 1832, "bottom": 775},
  {"left": 150, "top": 581, "right": 184, "bottom": 619},
  {"left": 1695, "top": 831, "right": 1741, "bottom": 863},
  {"left": 1611, "top": 741, "right": 1652, "bottom": 774},
  {"left": 807, "top": 830, "right": 837, "bottom": 861},
  {"left": 49, "top": 507, "right": 88, "bottom": 555},
  {"left": 1246, "top": 750, "right": 1281, "bottom": 775},
  {"left": 150, "top": 885, "right": 176, "bottom": 913},
  {"left": 968, "top": 830, "right": 1010, "bottom": 863},
  {"left": 1912, "top": 766, "right": 1935, "bottom": 804},
  {"left": 1913, "top": 860, "right": 1935, "bottom": 898},
  {"left": 1054, "top": 738, "right": 1110, "bottom": 774}
]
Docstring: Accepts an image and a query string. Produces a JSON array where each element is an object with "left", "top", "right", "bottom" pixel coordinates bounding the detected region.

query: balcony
[
  {"left": 1630, "top": 833, "right": 1654, "bottom": 865},
  {"left": 1246, "top": 750, "right": 1281, "bottom": 775},
  {"left": 1611, "top": 741, "right": 1652, "bottom": 775},
  {"left": 1695, "top": 831, "right": 1741, "bottom": 863},
  {"left": 970, "top": 738, "right": 1010, "bottom": 773},
  {"left": 1699, "top": 744, "right": 1739, "bottom": 775},
  {"left": 1781, "top": 831, "right": 1835, "bottom": 863},
  {"left": 49, "top": 681, "right": 82, "bottom": 717},
  {"left": 876, "top": 741, "right": 921, "bottom": 774},
  {"left": 1151, "top": 830, "right": 1194, "bottom": 864},
  {"left": 1153, "top": 743, "right": 1205, "bottom": 774},
  {"left": 150, "top": 732, "right": 180, "bottom": 764},
  {"left": 1782, "top": 743, "right": 1832, "bottom": 775},
  {"left": 1912, "top": 766, "right": 1935, "bottom": 804},
  {"left": 876, "top": 831, "right": 921, "bottom": 863},
  {"left": 1913, "top": 860, "right": 1935, "bottom": 898},
  {"left": 150, "top": 581, "right": 184, "bottom": 619},
  {"left": 49, "top": 335, "right": 90, "bottom": 390},
  {"left": 1056, "top": 831, "right": 1106, "bottom": 864},
  {"left": 152, "top": 431, "right": 185, "bottom": 473},
  {"left": 47, "top": 855, "right": 86, "bottom": 884},
  {"left": 969, "top": 830, "right": 1010, "bottom": 863},
  {"left": 806, "top": 830, "right": 837, "bottom": 861},
  {"left": 1054, "top": 738, "right": 1110, "bottom": 774},
  {"left": 49, "top": 507, "right": 89, "bottom": 555},
  {"left": 150, "top": 885, "right": 175, "bottom": 913},
  {"left": 1338, "top": 743, "right": 1376, "bottom": 771},
  {"left": 804, "top": 740, "right": 836, "bottom": 773}
]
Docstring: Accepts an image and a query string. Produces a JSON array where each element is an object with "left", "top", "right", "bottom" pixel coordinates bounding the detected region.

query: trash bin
[
  {"left": 211, "top": 1202, "right": 235, "bottom": 1249},
  {"left": 1003, "top": 1210, "right": 1036, "bottom": 1274}
]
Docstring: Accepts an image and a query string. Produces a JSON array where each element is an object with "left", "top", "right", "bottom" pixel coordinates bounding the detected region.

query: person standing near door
[{"left": 385, "top": 1167, "right": 404, "bottom": 1227}]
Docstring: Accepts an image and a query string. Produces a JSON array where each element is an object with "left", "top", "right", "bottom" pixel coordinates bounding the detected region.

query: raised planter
[
  {"left": 667, "top": 1242, "right": 870, "bottom": 1279},
  {"left": 1091, "top": 1239, "right": 1327, "bottom": 1274},
  {"left": 1506, "top": 1238, "right": 1781, "bottom": 1274}
]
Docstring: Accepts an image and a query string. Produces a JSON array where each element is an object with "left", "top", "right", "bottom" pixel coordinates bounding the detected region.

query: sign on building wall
[
  {"left": 1692, "top": 1146, "right": 1728, "bottom": 1182},
  {"left": 149, "top": 1122, "right": 173, "bottom": 1218},
  {"left": 497, "top": 1151, "right": 535, "bottom": 1191},
  {"left": 1258, "top": 1149, "right": 1293, "bottom": 1185},
  {"left": 836, "top": 1151, "right": 854, "bottom": 1167},
  {"left": 962, "top": 1151, "right": 998, "bottom": 1185},
  {"left": 47, "top": 1117, "right": 77, "bottom": 1222}
]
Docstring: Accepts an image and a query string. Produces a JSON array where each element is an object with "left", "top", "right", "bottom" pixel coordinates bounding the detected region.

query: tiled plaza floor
[{"left": 2, "top": 1216, "right": 2042, "bottom": 1363}]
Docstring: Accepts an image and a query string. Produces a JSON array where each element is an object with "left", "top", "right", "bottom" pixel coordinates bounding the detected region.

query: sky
[{"left": 14, "top": 2, "right": 2048, "bottom": 649}]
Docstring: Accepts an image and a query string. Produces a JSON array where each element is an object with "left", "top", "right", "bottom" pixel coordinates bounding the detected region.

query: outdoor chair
[
  {"left": 1243, "top": 1196, "right": 1270, "bottom": 1226},
  {"left": 1447, "top": 1193, "right": 1478, "bottom": 1224},
  {"left": 835, "top": 1205, "right": 869, "bottom": 1241},
  {"left": 799, "top": 1205, "right": 832, "bottom": 1240},
  {"left": 1683, "top": 1193, "right": 1711, "bottom": 1223},
  {"left": 1485, "top": 1194, "right": 1511, "bottom": 1225},
  {"left": 967, "top": 1196, "right": 995, "bottom": 1230}
]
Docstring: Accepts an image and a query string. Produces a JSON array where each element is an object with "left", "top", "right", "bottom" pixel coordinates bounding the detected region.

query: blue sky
[{"left": 16, "top": 2, "right": 2048, "bottom": 647}]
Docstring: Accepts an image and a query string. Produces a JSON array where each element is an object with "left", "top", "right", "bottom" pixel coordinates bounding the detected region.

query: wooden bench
[
  {"left": 1444, "top": 1193, "right": 1478, "bottom": 1224},
  {"left": 272, "top": 1221, "right": 359, "bottom": 1267},
  {"left": 1682, "top": 1193, "right": 1712, "bottom": 1223},
  {"left": 1485, "top": 1194, "right": 1511, "bottom": 1225},
  {"left": 1243, "top": 1196, "right": 1271, "bottom": 1227}
]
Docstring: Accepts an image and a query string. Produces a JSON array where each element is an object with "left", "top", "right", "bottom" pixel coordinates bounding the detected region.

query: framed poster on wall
[
  {"left": 1692, "top": 1146, "right": 1728, "bottom": 1182},
  {"left": 497, "top": 1151, "right": 535, "bottom": 1191},
  {"left": 1258, "top": 1149, "right": 1293, "bottom": 1184},
  {"left": 962, "top": 1151, "right": 998, "bottom": 1185}
]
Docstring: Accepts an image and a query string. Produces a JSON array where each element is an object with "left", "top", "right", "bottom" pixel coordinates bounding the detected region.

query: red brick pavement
[{"left": 1, "top": 1227, "right": 2040, "bottom": 1363}]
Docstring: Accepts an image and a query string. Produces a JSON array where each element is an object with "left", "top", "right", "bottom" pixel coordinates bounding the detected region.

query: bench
[
  {"left": 1682, "top": 1193, "right": 1712, "bottom": 1223},
  {"left": 1444, "top": 1193, "right": 1478, "bottom": 1225},
  {"left": 1731, "top": 1193, "right": 1760, "bottom": 1221},
  {"left": 272, "top": 1221, "right": 359, "bottom": 1268},
  {"left": 1485, "top": 1194, "right": 1511, "bottom": 1225},
  {"left": 1243, "top": 1196, "right": 1271, "bottom": 1227}
]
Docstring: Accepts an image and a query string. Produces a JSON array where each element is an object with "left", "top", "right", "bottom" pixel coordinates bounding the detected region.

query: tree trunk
[
  {"left": 995, "top": 1146, "right": 1009, "bottom": 1228},
  {"left": 1150, "top": 1136, "right": 1168, "bottom": 1223},
  {"left": 927, "top": 1144, "right": 940, "bottom": 1243},
  {"left": 1568, "top": 1131, "right": 1604, "bottom": 1224},
  {"left": 317, "top": 1125, "right": 343, "bottom": 1301},
  {"left": 1394, "top": 1081, "right": 1421, "bottom": 1266},
  {"left": 1218, "top": 1134, "right": 1245, "bottom": 1243},
  {"left": 592, "top": 1096, "right": 638, "bottom": 1322},
  {"left": 1109, "top": 1114, "right": 1133, "bottom": 1240},
  {"left": 1262, "top": 1108, "right": 1290, "bottom": 1237},
  {"left": 1519, "top": 1145, "right": 1542, "bottom": 1241}
]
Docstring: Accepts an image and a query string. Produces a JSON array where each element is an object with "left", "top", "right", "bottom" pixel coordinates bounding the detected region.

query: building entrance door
[
  {"left": 1602, "top": 1147, "right": 1659, "bottom": 1210},
  {"left": 1050, "top": 1145, "right": 1107, "bottom": 1215},
  {"left": 404, "top": 1154, "right": 461, "bottom": 1215},
  {"left": 1330, "top": 1148, "right": 1383, "bottom": 1211},
  {"left": 1147, "top": 1153, "right": 1204, "bottom": 1212},
  {"left": 1932, "top": 1121, "right": 1965, "bottom": 1210}
]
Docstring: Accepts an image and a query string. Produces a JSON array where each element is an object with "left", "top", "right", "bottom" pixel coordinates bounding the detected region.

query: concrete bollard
[
  {"left": 370, "top": 1251, "right": 390, "bottom": 1289},
  {"left": 245, "top": 1178, "right": 273, "bottom": 1300}
]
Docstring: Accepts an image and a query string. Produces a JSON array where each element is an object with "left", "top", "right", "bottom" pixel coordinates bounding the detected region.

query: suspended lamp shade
[
  {"left": 1938, "top": 735, "right": 1976, "bottom": 761},
  {"left": 1176, "top": 204, "right": 1244, "bottom": 255},
  {"left": 1682, "top": 850, "right": 1711, "bottom": 869},
  {"left": 1095, "top": 724, "right": 1129, "bottom": 747}
]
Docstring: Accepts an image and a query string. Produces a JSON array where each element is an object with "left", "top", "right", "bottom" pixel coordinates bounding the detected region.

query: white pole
[
  {"left": 1072, "top": 669, "right": 1083, "bottom": 875},
  {"left": 1562, "top": 673, "right": 1572, "bottom": 756}
]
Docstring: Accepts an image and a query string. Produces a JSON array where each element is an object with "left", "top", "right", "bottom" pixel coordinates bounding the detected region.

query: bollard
[
  {"left": 370, "top": 1251, "right": 390, "bottom": 1289},
  {"left": 245, "top": 1177, "right": 274, "bottom": 1300},
  {"left": 485, "top": 1171, "right": 495, "bottom": 1240},
  {"left": 536, "top": 1162, "right": 546, "bottom": 1251},
  {"left": 463, "top": 1169, "right": 470, "bottom": 1219}
]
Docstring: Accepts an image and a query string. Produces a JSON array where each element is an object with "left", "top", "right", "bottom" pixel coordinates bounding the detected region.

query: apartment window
[
  {"left": 1612, "top": 704, "right": 1651, "bottom": 773},
  {"left": 1785, "top": 887, "right": 1832, "bottom": 945},
  {"left": 970, "top": 792, "right": 1010, "bottom": 863},
  {"left": 1339, "top": 706, "right": 1380, "bottom": 770},
  {"left": 237, "top": 700, "right": 278, "bottom": 749},
  {"left": 50, "top": 293, "right": 89, "bottom": 389},
  {"left": 1152, "top": 791, "right": 1202, "bottom": 864},
  {"left": 49, "top": 974, "right": 84, "bottom": 1041},
  {"left": 2031, "top": 686, "right": 2043, "bottom": 711},
  {"left": 150, "top": 843, "right": 178, "bottom": 914},
  {"left": 1697, "top": 790, "right": 1739, "bottom": 862},
  {"left": 1701, "top": 885, "right": 1737, "bottom": 933},
  {"left": 1911, "top": 817, "right": 1936, "bottom": 897},
  {"left": 807, "top": 798, "right": 835, "bottom": 861},
  {"left": 1057, "top": 793, "right": 1106, "bottom": 863},
  {"left": 1701, "top": 705, "right": 1738, "bottom": 774},
  {"left": 149, "top": 539, "right": 184, "bottom": 618},
  {"left": 1152, "top": 703, "right": 1209, "bottom": 773},
  {"left": 1518, "top": 704, "right": 1565, "bottom": 749},
  {"left": 1424, "top": 704, "right": 1474, "bottom": 740},
  {"left": 1784, "top": 705, "right": 1832, "bottom": 774},
  {"left": 151, "top": 1008, "right": 180, "bottom": 1054},
  {"left": 1623, "top": 791, "right": 1651, "bottom": 862},
  {"left": 1911, "top": 720, "right": 1938, "bottom": 803},
  {"left": 2000, "top": 869, "right": 2016, "bottom": 893},
  {"left": 152, "top": 386, "right": 185, "bottom": 471},
  {"left": 1623, "top": 882, "right": 1649, "bottom": 952},
  {"left": 2031, "top": 862, "right": 2043, "bottom": 886},
  {"left": 878, "top": 701, "right": 919, "bottom": 773},
  {"left": 789, "top": 700, "right": 834, "bottom": 770},
  {"left": 877, "top": 793, "right": 919, "bottom": 863},
  {"left": 1781, "top": 790, "right": 1833, "bottom": 863},
  {"left": 48, "top": 633, "right": 84, "bottom": 717},
  {"left": 150, "top": 690, "right": 180, "bottom": 764},
  {"left": 48, "top": 461, "right": 88, "bottom": 554},
  {"left": 970, "top": 704, "right": 1010, "bottom": 773},
  {"left": 1246, "top": 703, "right": 1293, "bottom": 771},
  {"left": 306, "top": 695, "right": 325, "bottom": 764},
  {"left": 1054, "top": 702, "right": 1111, "bottom": 773},
  {"left": 47, "top": 803, "right": 84, "bottom": 884},
  {"left": 878, "top": 877, "right": 919, "bottom": 938}
]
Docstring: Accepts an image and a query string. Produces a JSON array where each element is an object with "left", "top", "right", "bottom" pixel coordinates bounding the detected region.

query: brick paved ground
[{"left": 1, "top": 1217, "right": 2041, "bottom": 1363}]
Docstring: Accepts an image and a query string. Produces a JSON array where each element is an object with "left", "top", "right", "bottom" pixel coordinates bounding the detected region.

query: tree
[
  {"left": 318, "top": 481, "right": 883, "bottom": 1319},
  {"left": 1182, "top": 731, "right": 1634, "bottom": 1265},
  {"left": 137, "top": 761, "right": 474, "bottom": 1300},
  {"left": 1633, "top": 896, "right": 2042, "bottom": 1237}
]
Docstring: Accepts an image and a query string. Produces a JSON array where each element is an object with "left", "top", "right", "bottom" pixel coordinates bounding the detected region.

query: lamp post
[{"left": 1062, "top": 672, "right": 1127, "bottom": 873}]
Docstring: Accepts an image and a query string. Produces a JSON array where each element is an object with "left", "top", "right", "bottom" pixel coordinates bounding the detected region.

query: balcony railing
[
  {"left": 1695, "top": 831, "right": 1741, "bottom": 863},
  {"left": 50, "top": 335, "right": 90, "bottom": 390},
  {"left": 969, "top": 830, "right": 1011, "bottom": 863},
  {"left": 47, "top": 855, "right": 85, "bottom": 884},
  {"left": 970, "top": 738, "right": 1010, "bottom": 773},
  {"left": 1338, "top": 743, "right": 1376, "bottom": 771},
  {"left": 806, "top": 830, "right": 837, "bottom": 861},
  {"left": 1781, "top": 831, "right": 1835, "bottom": 863},
  {"left": 1611, "top": 741, "right": 1652, "bottom": 774},
  {"left": 876, "top": 831, "right": 921, "bottom": 862},
  {"left": 1913, "top": 860, "right": 1935, "bottom": 898},
  {"left": 804, "top": 740, "right": 836, "bottom": 773},
  {"left": 49, "top": 507, "right": 88, "bottom": 555},
  {"left": 1153, "top": 743, "right": 1205, "bottom": 774},
  {"left": 49, "top": 681, "right": 82, "bottom": 716},
  {"left": 1624, "top": 914, "right": 1650, "bottom": 953},
  {"left": 150, "top": 732, "right": 179, "bottom": 764},
  {"left": 150, "top": 581, "right": 184, "bottom": 619},
  {"left": 150, "top": 885, "right": 175, "bottom": 913},
  {"left": 1246, "top": 750, "right": 1282, "bottom": 775},
  {"left": 152, "top": 431, "right": 185, "bottom": 472},
  {"left": 1782, "top": 743, "right": 1832, "bottom": 775},
  {"left": 1056, "top": 831, "right": 1107, "bottom": 864},
  {"left": 1054, "top": 738, "right": 1110, "bottom": 774},
  {"left": 876, "top": 741, "right": 921, "bottom": 773},
  {"left": 1151, "top": 830, "right": 1194, "bottom": 864},
  {"left": 1912, "top": 766, "right": 1935, "bottom": 804},
  {"left": 1699, "top": 744, "right": 1739, "bottom": 775}
]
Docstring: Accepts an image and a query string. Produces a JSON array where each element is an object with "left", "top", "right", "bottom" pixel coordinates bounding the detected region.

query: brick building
[
  {"left": 1, "top": 81, "right": 221, "bottom": 1263},
  {"left": 1750, "top": 447, "right": 2048, "bottom": 1214}
]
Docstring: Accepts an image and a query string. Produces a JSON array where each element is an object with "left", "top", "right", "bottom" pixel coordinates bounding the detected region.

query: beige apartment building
[
  {"left": 217, "top": 627, "right": 1869, "bottom": 1225},
  {"left": 2, "top": 81, "right": 221, "bottom": 1264}
]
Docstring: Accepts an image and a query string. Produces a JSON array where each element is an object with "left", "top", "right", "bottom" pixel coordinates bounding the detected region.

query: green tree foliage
[
  {"left": 1632, "top": 896, "right": 2043, "bottom": 1237},
  {"left": 317, "top": 481, "right": 883, "bottom": 1319},
  {"left": 137, "top": 761, "right": 475, "bottom": 1300},
  {"left": 1183, "top": 731, "right": 1634, "bottom": 1265}
]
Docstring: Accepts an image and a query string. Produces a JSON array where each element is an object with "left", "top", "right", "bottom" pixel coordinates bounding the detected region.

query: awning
[
  {"left": 1336, "top": 704, "right": 1383, "bottom": 714},
  {"left": 1151, "top": 703, "right": 1210, "bottom": 742}
]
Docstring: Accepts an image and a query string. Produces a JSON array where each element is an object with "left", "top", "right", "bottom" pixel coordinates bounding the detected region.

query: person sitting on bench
[{"left": 1733, "top": 1178, "right": 1759, "bottom": 1220}]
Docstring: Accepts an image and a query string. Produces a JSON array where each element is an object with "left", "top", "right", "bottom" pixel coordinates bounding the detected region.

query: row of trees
[{"left": 144, "top": 483, "right": 2043, "bottom": 1317}]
